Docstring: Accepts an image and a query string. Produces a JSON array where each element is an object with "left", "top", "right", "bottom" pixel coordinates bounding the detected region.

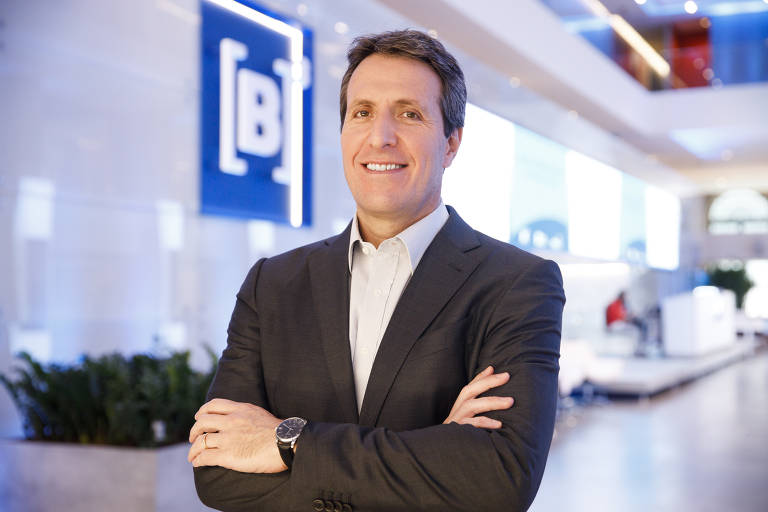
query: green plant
[
  {"left": 0, "top": 348, "right": 217, "bottom": 447},
  {"left": 707, "top": 265, "right": 754, "bottom": 309}
]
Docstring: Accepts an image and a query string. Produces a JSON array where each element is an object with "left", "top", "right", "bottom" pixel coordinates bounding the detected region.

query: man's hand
[
  {"left": 187, "top": 398, "right": 287, "bottom": 474},
  {"left": 443, "top": 366, "right": 514, "bottom": 429}
]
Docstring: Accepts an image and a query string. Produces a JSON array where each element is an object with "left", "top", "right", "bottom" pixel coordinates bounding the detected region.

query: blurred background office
[{"left": 0, "top": 0, "right": 766, "bottom": 511}]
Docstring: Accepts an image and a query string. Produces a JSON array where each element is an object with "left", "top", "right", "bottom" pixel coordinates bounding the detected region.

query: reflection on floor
[{"left": 530, "top": 349, "right": 768, "bottom": 512}]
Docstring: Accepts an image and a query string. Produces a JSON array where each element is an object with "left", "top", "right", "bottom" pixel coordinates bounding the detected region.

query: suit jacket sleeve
[
  {"left": 194, "top": 258, "right": 294, "bottom": 511},
  {"left": 195, "top": 257, "right": 564, "bottom": 512}
]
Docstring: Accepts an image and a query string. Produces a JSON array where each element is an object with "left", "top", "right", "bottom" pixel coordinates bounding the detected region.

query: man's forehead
[
  {"left": 347, "top": 54, "right": 442, "bottom": 104},
  {"left": 352, "top": 53, "right": 439, "bottom": 79}
]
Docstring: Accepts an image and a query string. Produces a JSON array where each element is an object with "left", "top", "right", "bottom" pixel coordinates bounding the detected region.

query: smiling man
[{"left": 189, "top": 30, "right": 565, "bottom": 512}]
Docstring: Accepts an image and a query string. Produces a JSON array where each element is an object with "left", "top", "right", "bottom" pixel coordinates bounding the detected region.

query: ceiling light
[
  {"left": 684, "top": 1, "right": 698, "bottom": 14},
  {"left": 581, "top": 0, "right": 611, "bottom": 18},
  {"left": 609, "top": 15, "right": 670, "bottom": 77},
  {"left": 579, "top": 0, "right": 670, "bottom": 77},
  {"left": 634, "top": 0, "right": 647, "bottom": 5}
]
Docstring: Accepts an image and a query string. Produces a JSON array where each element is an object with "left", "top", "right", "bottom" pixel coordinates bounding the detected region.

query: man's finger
[
  {"left": 188, "top": 434, "right": 205, "bottom": 462},
  {"left": 464, "top": 416, "right": 503, "bottom": 429},
  {"left": 462, "top": 371, "right": 510, "bottom": 400},
  {"left": 202, "top": 431, "right": 222, "bottom": 449},
  {"left": 453, "top": 396, "right": 511, "bottom": 421},
  {"left": 189, "top": 414, "right": 227, "bottom": 442},
  {"left": 457, "top": 367, "right": 494, "bottom": 401},
  {"left": 193, "top": 446, "right": 224, "bottom": 468},
  {"left": 188, "top": 432, "right": 224, "bottom": 462},
  {"left": 463, "top": 396, "right": 514, "bottom": 417},
  {"left": 470, "top": 366, "right": 494, "bottom": 384},
  {"left": 196, "top": 397, "right": 240, "bottom": 418}
]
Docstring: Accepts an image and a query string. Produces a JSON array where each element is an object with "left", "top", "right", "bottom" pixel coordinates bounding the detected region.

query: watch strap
[{"left": 277, "top": 439, "right": 295, "bottom": 468}]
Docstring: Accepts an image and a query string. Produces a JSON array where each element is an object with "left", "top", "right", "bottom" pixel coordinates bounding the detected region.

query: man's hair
[{"left": 339, "top": 29, "right": 466, "bottom": 138}]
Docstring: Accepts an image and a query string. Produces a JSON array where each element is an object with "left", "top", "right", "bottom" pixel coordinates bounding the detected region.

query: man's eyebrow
[
  {"left": 347, "top": 98, "right": 430, "bottom": 111},
  {"left": 347, "top": 99, "right": 373, "bottom": 109},
  {"left": 392, "top": 98, "right": 428, "bottom": 110}
]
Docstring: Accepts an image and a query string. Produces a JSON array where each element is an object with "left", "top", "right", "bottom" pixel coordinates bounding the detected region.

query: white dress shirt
[{"left": 347, "top": 201, "right": 450, "bottom": 412}]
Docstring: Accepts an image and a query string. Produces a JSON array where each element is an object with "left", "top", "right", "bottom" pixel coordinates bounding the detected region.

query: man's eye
[
  {"left": 403, "top": 111, "right": 421, "bottom": 120},
  {"left": 354, "top": 110, "right": 370, "bottom": 118}
]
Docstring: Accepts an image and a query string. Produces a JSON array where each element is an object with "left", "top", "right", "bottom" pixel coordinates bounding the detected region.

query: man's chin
[{"left": 356, "top": 202, "right": 407, "bottom": 220}]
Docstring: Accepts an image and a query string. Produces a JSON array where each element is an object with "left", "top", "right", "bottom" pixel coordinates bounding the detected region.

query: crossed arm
[{"left": 187, "top": 366, "right": 513, "bottom": 473}]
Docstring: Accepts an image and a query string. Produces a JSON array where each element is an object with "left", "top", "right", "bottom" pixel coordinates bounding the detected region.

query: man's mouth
[{"left": 364, "top": 162, "right": 407, "bottom": 171}]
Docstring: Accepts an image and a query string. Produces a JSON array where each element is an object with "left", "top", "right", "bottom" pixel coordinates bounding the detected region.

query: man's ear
[{"left": 442, "top": 127, "right": 463, "bottom": 168}]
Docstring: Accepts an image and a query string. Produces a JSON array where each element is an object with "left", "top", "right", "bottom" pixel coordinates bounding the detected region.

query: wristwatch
[{"left": 275, "top": 416, "right": 307, "bottom": 469}]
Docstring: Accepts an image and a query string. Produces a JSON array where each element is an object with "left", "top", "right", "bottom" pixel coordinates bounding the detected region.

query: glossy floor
[{"left": 530, "top": 349, "right": 768, "bottom": 512}]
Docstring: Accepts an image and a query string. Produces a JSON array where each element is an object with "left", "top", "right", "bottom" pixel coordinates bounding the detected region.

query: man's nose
[{"left": 367, "top": 114, "right": 397, "bottom": 148}]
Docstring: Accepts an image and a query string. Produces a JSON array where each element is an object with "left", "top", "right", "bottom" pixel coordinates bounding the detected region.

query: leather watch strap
[{"left": 277, "top": 440, "right": 295, "bottom": 468}]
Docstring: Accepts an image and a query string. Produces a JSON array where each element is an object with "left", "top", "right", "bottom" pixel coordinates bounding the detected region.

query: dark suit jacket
[{"left": 194, "top": 207, "right": 565, "bottom": 512}]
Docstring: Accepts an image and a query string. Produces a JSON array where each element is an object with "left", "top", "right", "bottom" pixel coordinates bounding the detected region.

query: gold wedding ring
[{"left": 202, "top": 432, "right": 209, "bottom": 450}]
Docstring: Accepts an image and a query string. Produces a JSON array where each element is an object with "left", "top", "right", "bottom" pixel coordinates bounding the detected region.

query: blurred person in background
[
  {"left": 606, "top": 291, "right": 650, "bottom": 353},
  {"left": 606, "top": 291, "right": 630, "bottom": 327},
  {"left": 187, "top": 29, "right": 564, "bottom": 512}
]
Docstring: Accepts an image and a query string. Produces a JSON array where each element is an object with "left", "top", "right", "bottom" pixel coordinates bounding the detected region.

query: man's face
[{"left": 341, "top": 54, "right": 461, "bottom": 227}]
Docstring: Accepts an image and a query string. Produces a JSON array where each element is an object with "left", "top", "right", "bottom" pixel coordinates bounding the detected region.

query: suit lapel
[
  {"left": 358, "top": 208, "right": 487, "bottom": 426},
  {"left": 308, "top": 225, "right": 359, "bottom": 424}
]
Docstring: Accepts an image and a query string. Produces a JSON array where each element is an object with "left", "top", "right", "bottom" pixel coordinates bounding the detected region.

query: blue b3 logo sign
[{"left": 201, "top": 0, "right": 313, "bottom": 226}]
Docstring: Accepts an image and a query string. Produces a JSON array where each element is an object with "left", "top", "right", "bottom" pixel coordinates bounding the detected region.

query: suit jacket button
[{"left": 312, "top": 498, "right": 324, "bottom": 511}]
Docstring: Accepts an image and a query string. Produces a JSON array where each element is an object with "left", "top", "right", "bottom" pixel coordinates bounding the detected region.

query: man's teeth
[{"left": 365, "top": 163, "right": 405, "bottom": 171}]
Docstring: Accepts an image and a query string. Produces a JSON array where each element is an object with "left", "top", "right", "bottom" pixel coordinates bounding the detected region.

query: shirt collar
[{"left": 347, "top": 201, "right": 449, "bottom": 272}]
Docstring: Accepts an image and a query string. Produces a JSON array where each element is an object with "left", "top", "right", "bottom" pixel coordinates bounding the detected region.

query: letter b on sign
[{"left": 237, "top": 69, "right": 281, "bottom": 157}]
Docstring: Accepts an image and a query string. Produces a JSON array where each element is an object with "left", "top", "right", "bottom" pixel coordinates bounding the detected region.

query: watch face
[{"left": 276, "top": 417, "right": 307, "bottom": 442}]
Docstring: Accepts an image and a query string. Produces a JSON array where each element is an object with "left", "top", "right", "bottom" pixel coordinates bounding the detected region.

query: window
[{"left": 708, "top": 189, "right": 768, "bottom": 235}]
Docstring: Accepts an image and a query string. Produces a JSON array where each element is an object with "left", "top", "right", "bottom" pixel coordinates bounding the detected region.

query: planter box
[{"left": 0, "top": 440, "right": 214, "bottom": 512}]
